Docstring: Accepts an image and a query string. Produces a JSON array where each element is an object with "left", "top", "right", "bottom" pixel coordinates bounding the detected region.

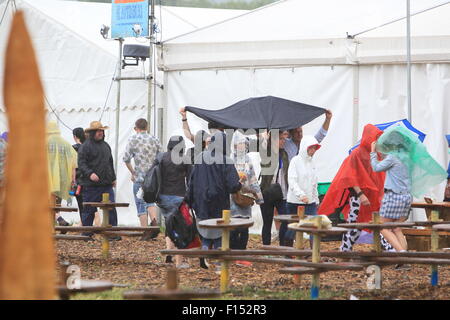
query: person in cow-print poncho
[{"left": 318, "top": 124, "right": 395, "bottom": 252}]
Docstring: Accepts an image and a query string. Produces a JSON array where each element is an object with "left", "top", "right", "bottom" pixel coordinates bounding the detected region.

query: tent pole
[
  {"left": 406, "top": 0, "right": 412, "bottom": 122},
  {"left": 114, "top": 38, "right": 123, "bottom": 178},
  {"left": 148, "top": 0, "right": 155, "bottom": 135},
  {"left": 352, "top": 65, "right": 360, "bottom": 145}
]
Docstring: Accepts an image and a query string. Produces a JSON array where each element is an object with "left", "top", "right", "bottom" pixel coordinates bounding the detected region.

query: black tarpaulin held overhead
[{"left": 185, "top": 96, "right": 326, "bottom": 130}]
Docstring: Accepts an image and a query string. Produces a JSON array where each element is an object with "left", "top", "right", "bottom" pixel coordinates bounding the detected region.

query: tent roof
[
  {"left": 159, "top": 0, "right": 450, "bottom": 71},
  {"left": 355, "top": 2, "right": 450, "bottom": 64},
  {"left": 0, "top": 0, "right": 246, "bottom": 112}
]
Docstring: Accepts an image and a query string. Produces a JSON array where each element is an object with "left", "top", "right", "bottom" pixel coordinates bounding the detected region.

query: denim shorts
[
  {"left": 133, "top": 182, "right": 156, "bottom": 216},
  {"left": 286, "top": 202, "right": 318, "bottom": 216},
  {"left": 158, "top": 194, "right": 184, "bottom": 218}
]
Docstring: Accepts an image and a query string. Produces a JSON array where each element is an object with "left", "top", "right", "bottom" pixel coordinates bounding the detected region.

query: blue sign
[{"left": 111, "top": 0, "right": 149, "bottom": 38}]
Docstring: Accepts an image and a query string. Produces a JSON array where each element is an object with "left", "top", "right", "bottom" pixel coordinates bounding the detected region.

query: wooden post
[
  {"left": 101, "top": 193, "right": 110, "bottom": 259},
  {"left": 166, "top": 268, "right": 178, "bottom": 291},
  {"left": 294, "top": 206, "right": 305, "bottom": 285},
  {"left": 430, "top": 210, "right": 439, "bottom": 286},
  {"left": 373, "top": 212, "right": 382, "bottom": 253},
  {"left": 311, "top": 216, "right": 322, "bottom": 299},
  {"left": 0, "top": 11, "right": 56, "bottom": 300},
  {"left": 220, "top": 210, "right": 231, "bottom": 293}
]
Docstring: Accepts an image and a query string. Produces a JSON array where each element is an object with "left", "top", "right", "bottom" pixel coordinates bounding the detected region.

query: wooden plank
[
  {"left": 102, "top": 231, "right": 144, "bottom": 237},
  {"left": 220, "top": 256, "right": 367, "bottom": 270},
  {"left": 51, "top": 206, "right": 78, "bottom": 212},
  {"left": 123, "top": 289, "right": 220, "bottom": 300},
  {"left": 402, "top": 228, "right": 450, "bottom": 236},
  {"left": 433, "top": 224, "right": 450, "bottom": 232},
  {"left": 54, "top": 234, "right": 92, "bottom": 241},
  {"left": 199, "top": 218, "right": 254, "bottom": 230},
  {"left": 55, "top": 226, "right": 159, "bottom": 232},
  {"left": 411, "top": 202, "right": 450, "bottom": 210},
  {"left": 337, "top": 222, "right": 415, "bottom": 229},
  {"left": 274, "top": 215, "right": 300, "bottom": 223},
  {"left": 161, "top": 248, "right": 450, "bottom": 259},
  {"left": 83, "top": 202, "right": 129, "bottom": 208},
  {"left": 288, "top": 224, "right": 348, "bottom": 235},
  {"left": 280, "top": 267, "right": 326, "bottom": 275},
  {"left": 413, "top": 221, "right": 450, "bottom": 227},
  {"left": 0, "top": 11, "right": 56, "bottom": 300},
  {"left": 367, "top": 257, "right": 450, "bottom": 265},
  {"left": 57, "top": 280, "right": 115, "bottom": 295}
]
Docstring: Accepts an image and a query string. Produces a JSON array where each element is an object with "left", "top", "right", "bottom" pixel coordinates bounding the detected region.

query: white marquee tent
[
  {"left": 0, "top": 0, "right": 246, "bottom": 225},
  {"left": 159, "top": 0, "right": 450, "bottom": 230}
]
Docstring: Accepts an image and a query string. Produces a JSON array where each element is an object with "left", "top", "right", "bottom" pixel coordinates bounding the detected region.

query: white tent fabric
[
  {"left": 161, "top": 0, "right": 450, "bottom": 231},
  {"left": 0, "top": 0, "right": 246, "bottom": 225},
  {"left": 159, "top": 0, "right": 450, "bottom": 70}
]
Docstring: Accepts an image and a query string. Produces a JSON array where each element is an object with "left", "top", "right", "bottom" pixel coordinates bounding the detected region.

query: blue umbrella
[
  {"left": 446, "top": 134, "right": 450, "bottom": 146},
  {"left": 349, "top": 119, "right": 426, "bottom": 154}
]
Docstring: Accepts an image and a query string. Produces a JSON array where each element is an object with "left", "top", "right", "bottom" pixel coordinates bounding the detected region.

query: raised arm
[{"left": 180, "top": 107, "right": 194, "bottom": 143}]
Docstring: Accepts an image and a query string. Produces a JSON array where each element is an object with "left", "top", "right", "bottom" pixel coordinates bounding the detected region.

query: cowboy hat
[{"left": 85, "top": 121, "right": 109, "bottom": 132}]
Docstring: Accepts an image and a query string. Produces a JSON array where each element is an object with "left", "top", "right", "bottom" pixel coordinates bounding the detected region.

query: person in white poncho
[{"left": 286, "top": 135, "right": 321, "bottom": 246}]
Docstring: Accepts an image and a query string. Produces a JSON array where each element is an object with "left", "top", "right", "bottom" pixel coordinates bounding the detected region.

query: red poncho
[{"left": 318, "top": 124, "right": 385, "bottom": 223}]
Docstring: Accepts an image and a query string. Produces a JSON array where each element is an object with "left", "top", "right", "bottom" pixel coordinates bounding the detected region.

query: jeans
[
  {"left": 286, "top": 202, "right": 318, "bottom": 241},
  {"left": 201, "top": 237, "right": 221, "bottom": 250},
  {"left": 286, "top": 202, "right": 318, "bottom": 216},
  {"left": 133, "top": 182, "right": 156, "bottom": 216},
  {"left": 230, "top": 218, "right": 250, "bottom": 250},
  {"left": 259, "top": 199, "right": 287, "bottom": 245},
  {"left": 81, "top": 185, "right": 117, "bottom": 227}
]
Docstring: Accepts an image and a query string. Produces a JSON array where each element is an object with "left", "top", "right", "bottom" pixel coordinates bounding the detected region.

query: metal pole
[
  {"left": 148, "top": 0, "right": 155, "bottom": 135},
  {"left": 406, "top": 0, "right": 412, "bottom": 122},
  {"left": 114, "top": 38, "right": 123, "bottom": 177}
]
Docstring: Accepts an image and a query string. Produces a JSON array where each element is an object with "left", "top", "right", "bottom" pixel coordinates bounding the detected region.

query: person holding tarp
[
  {"left": 187, "top": 131, "right": 242, "bottom": 257},
  {"left": 229, "top": 131, "right": 263, "bottom": 264},
  {"left": 319, "top": 124, "right": 395, "bottom": 252},
  {"left": 286, "top": 135, "right": 321, "bottom": 248},
  {"left": 371, "top": 126, "right": 448, "bottom": 253}
]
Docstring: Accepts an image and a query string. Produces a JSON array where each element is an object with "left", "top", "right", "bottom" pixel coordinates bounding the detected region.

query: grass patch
[
  {"left": 70, "top": 287, "right": 127, "bottom": 300},
  {"left": 225, "top": 286, "right": 345, "bottom": 300}
]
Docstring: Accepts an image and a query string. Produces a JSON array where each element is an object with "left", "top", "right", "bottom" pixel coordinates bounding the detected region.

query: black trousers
[
  {"left": 259, "top": 199, "right": 287, "bottom": 245},
  {"left": 230, "top": 226, "right": 249, "bottom": 250}
]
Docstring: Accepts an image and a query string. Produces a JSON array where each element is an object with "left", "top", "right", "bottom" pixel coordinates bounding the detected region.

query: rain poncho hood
[
  {"left": 376, "top": 126, "right": 447, "bottom": 198},
  {"left": 319, "top": 124, "right": 385, "bottom": 222},
  {"left": 47, "top": 121, "right": 77, "bottom": 200},
  {"left": 286, "top": 135, "right": 320, "bottom": 204},
  {"left": 298, "top": 135, "right": 321, "bottom": 160},
  {"left": 231, "top": 130, "right": 250, "bottom": 165}
]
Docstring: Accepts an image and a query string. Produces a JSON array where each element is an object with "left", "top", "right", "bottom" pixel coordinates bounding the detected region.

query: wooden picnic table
[
  {"left": 288, "top": 220, "right": 349, "bottom": 299},
  {"left": 198, "top": 213, "right": 254, "bottom": 293}
]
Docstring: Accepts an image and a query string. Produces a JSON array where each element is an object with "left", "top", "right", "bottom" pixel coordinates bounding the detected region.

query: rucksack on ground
[
  {"left": 142, "top": 152, "right": 163, "bottom": 203},
  {"left": 165, "top": 201, "right": 201, "bottom": 249}
]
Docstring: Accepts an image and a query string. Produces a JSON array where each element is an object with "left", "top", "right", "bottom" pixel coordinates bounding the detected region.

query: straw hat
[{"left": 85, "top": 121, "right": 109, "bottom": 132}]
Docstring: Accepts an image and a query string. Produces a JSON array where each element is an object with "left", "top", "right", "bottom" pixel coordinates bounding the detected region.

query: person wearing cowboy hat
[{"left": 78, "top": 121, "right": 120, "bottom": 240}]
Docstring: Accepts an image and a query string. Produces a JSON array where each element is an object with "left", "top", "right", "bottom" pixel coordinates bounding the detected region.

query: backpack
[
  {"left": 165, "top": 201, "right": 201, "bottom": 249},
  {"left": 142, "top": 152, "right": 164, "bottom": 203}
]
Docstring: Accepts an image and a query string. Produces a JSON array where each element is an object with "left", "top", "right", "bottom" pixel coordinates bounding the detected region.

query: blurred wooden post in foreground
[{"left": 0, "top": 11, "right": 56, "bottom": 299}]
